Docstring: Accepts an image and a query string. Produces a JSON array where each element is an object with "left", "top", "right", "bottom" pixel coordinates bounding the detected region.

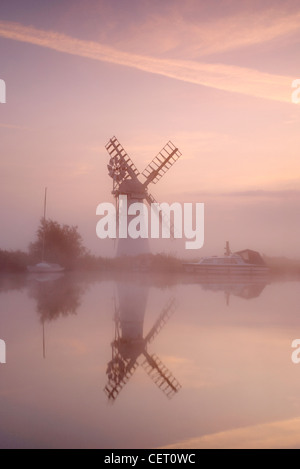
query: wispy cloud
[
  {"left": 162, "top": 417, "right": 300, "bottom": 449},
  {"left": 119, "top": 8, "right": 300, "bottom": 58},
  {"left": 186, "top": 9, "right": 300, "bottom": 57},
  {"left": 222, "top": 189, "right": 300, "bottom": 198},
  {"left": 180, "top": 189, "right": 300, "bottom": 200},
  {"left": 0, "top": 122, "right": 30, "bottom": 130},
  {"left": 0, "top": 21, "right": 294, "bottom": 103}
]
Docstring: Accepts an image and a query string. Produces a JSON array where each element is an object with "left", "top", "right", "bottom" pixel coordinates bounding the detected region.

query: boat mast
[
  {"left": 42, "top": 187, "right": 47, "bottom": 262},
  {"left": 42, "top": 320, "right": 46, "bottom": 359}
]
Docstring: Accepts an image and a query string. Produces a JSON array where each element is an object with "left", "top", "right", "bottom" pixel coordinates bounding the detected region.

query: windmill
[
  {"left": 104, "top": 283, "right": 181, "bottom": 403},
  {"left": 105, "top": 136, "right": 182, "bottom": 255}
]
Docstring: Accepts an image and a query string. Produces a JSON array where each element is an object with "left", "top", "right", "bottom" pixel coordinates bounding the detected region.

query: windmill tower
[
  {"left": 104, "top": 282, "right": 181, "bottom": 403},
  {"left": 105, "top": 136, "right": 182, "bottom": 256}
]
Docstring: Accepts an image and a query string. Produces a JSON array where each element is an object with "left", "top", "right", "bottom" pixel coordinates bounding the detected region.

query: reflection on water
[
  {"left": 0, "top": 273, "right": 27, "bottom": 293},
  {"left": 27, "top": 274, "right": 86, "bottom": 359},
  {"left": 105, "top": 282, "right": 181, "bottom": 402},
  {"left": 196, "top": 275, "right": 268, "bottom": 305},
  {"left": 1, "top": 271, "right": 300, "bottom": 448},
  {"left": 28, "top": 274, "right": 85, "bottom": 322}
]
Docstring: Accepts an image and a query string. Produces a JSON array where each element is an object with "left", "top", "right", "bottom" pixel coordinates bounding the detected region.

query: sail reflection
[{"left": 104, "top": 282, "right": 181, "bottom": 403}]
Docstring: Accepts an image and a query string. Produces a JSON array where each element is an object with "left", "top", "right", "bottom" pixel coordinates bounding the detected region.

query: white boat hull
[{"left": 27, "top": 263, "right": 65, "bottom": 274}]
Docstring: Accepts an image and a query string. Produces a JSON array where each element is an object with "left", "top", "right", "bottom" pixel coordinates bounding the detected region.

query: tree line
[{"left": 0, "top": 218, "right": 183, "bottom": 273}]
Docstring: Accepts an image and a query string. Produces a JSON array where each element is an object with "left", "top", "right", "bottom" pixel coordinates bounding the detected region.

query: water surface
[{"left": 0, "top": 272, "right": 299, "bottom": 449}]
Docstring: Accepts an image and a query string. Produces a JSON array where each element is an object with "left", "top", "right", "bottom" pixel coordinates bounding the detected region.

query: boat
[
  {"left": 27, "top": 188, "right": 64, "bottom": 274},
  {"left": 183, "top": 243, "right": 269, "bottom": 275},
  {"left": 27, "top": 263, "right": 65, "bottom": 274}
]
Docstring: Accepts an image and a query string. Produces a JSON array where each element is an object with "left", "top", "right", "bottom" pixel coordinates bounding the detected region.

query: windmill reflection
[{"left": 105, "top": 282, "right": 181, "bottom": 403}]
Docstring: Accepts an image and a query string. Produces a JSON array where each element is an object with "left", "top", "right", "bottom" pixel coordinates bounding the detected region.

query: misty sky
[{"left": 0, "top": 0, "right": 300, "bottom": 258}]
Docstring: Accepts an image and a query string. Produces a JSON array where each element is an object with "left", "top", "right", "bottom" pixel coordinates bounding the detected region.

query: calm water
[{"left": 0, "top": 272, "right": 300, "bottom": 449}]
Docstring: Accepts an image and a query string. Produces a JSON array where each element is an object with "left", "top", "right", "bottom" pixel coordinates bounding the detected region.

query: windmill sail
[
  {"left": 144, "top": 297, "right": 177, "bottom": 344},
  {"left": 104, "top": 356, "right": 139, "bottom": 402},
  {"left": 106, "top": 136, "right": 140, "bottom": 189},
  {"left": 142, "top": 141, "right": 182, "bottom": 186},
  {"left": 142, "top": 352, "right": 181, "bottom": 399}
]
